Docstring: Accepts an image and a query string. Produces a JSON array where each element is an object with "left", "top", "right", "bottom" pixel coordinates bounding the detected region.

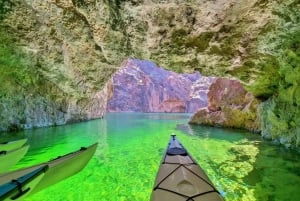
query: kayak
[
  {"left": 0, "top": 139, "right": 27, "bottom": 152},
  {"left": 151, "top": 135, "right": 224, "bottom": 201},
  {"left": 0, "top": 145, "right": 30, "bottom": 173},
  {"left": 0, "top": 143, "right": 97, "bottom": 200},
  {"left": 0, "top": 166, "right": 48, "bottom": 201}
]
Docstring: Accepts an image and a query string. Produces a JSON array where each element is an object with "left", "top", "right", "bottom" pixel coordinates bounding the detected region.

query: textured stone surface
[
  {"left": 0, "top": 0, "right": 276, "bottom": 129},
  {"left": 107, "top": 59, "right": 214, "bottom": 113},
  {"left": 189, "top": 78, "right": 261, "bottom": 132},
  {"left": 2, "top": 0, "right": 276, "bottom": 94}
]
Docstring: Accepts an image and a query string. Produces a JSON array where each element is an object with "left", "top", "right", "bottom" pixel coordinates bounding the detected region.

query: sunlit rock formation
[
  {"left": 107, "top": 59, "right": 214, "bottom": 113},
  {"left": 189, "top": 78, "right": 261, "bottom": 132}
]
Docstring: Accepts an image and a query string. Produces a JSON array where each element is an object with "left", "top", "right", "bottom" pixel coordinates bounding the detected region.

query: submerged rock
[
  {"left": 189, "top": 78, "right": 260, "bottom": 132},
  {"left": 107, "top": 59, "right": 214, "bottom": 113}
]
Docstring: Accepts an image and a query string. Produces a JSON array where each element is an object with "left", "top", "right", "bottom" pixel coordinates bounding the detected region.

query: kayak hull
[{"left": 151, "top": 135, "right": 224, "bottom": 201}]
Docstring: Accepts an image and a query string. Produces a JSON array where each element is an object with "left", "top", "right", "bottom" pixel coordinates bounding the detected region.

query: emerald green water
[{"left": 1, "top": 113, "right": 300, "bottom": 201}]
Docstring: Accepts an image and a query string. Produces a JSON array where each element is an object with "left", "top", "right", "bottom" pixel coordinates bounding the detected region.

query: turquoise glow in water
[{"left": 1, "top": 113, "right": 300, "bottom": 201}]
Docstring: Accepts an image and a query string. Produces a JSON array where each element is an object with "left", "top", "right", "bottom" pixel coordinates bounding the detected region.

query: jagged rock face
[
  {"left": 0, "top": 0, "right": 117, "bottom": 131},
  {"left": 107, "top": 59, "right": 214, "bottom": 113},
  {"left": 3, "top": 0, "right": 275, "bottom": 95},
  {"left": 189, "top": 78, "right": 261, "bottom": 132}
]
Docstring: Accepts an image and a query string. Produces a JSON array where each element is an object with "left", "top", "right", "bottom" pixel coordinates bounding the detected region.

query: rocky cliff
[
  {"left": 107, "top": 59, "right": 214, "bottom": 113},
  {"left": 0, "top": 0, "right": 299, "bottom": 147}
]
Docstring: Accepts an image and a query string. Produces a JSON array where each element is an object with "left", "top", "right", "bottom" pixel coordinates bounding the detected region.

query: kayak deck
[{"left": 151, "top": 135, "right": 224, "bottom": 201}]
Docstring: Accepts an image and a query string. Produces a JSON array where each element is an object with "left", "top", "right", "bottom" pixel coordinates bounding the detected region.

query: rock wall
[
  {"left": 0, "top": 0, "right": 116, "bottom": 131},
  {"left": 2, "top": 0, "right": 277, "bottom": 94},
  {"left": 107, "top": 59, "right": 214, "bottom": 113},
  {"left": 0, "top": 80, "right": 112, "bottom": 131}
]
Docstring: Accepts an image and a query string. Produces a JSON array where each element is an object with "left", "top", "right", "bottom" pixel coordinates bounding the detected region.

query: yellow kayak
[
  {"left": 151, "top": 135, "right": 224, "bottom": 201},
  {"left": 0, "top": 143, "right": 97, "bottom": 200}
]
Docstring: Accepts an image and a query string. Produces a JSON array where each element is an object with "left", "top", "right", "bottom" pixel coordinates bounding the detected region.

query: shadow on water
[
  {"left": 176, "top": 123, "right": 300, "bottom": 201},
  {"left": 245, "top": 143, "right": 300, "bottom": 201}
]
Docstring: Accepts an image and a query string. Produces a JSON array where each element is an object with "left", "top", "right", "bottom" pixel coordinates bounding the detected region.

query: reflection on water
[{"left": 0, "top": 113, "right": 299, "bottom": 201}]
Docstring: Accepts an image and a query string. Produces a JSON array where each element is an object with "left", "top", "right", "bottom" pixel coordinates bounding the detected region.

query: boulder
[{"left": 189, "top": 78, "right": 261, "bottom": 132}]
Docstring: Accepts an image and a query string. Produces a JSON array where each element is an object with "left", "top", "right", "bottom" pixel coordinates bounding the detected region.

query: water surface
[{"left": 1, "top": 113, "right": 299, "bottom": 201}]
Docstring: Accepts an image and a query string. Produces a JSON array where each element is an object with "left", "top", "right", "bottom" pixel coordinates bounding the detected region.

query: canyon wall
[
  {"left": 107, "top": 59, "right": 214, "bottom": 113},
  {"left": 0, "top": 0, "right": 299, "bottom": 147}
]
